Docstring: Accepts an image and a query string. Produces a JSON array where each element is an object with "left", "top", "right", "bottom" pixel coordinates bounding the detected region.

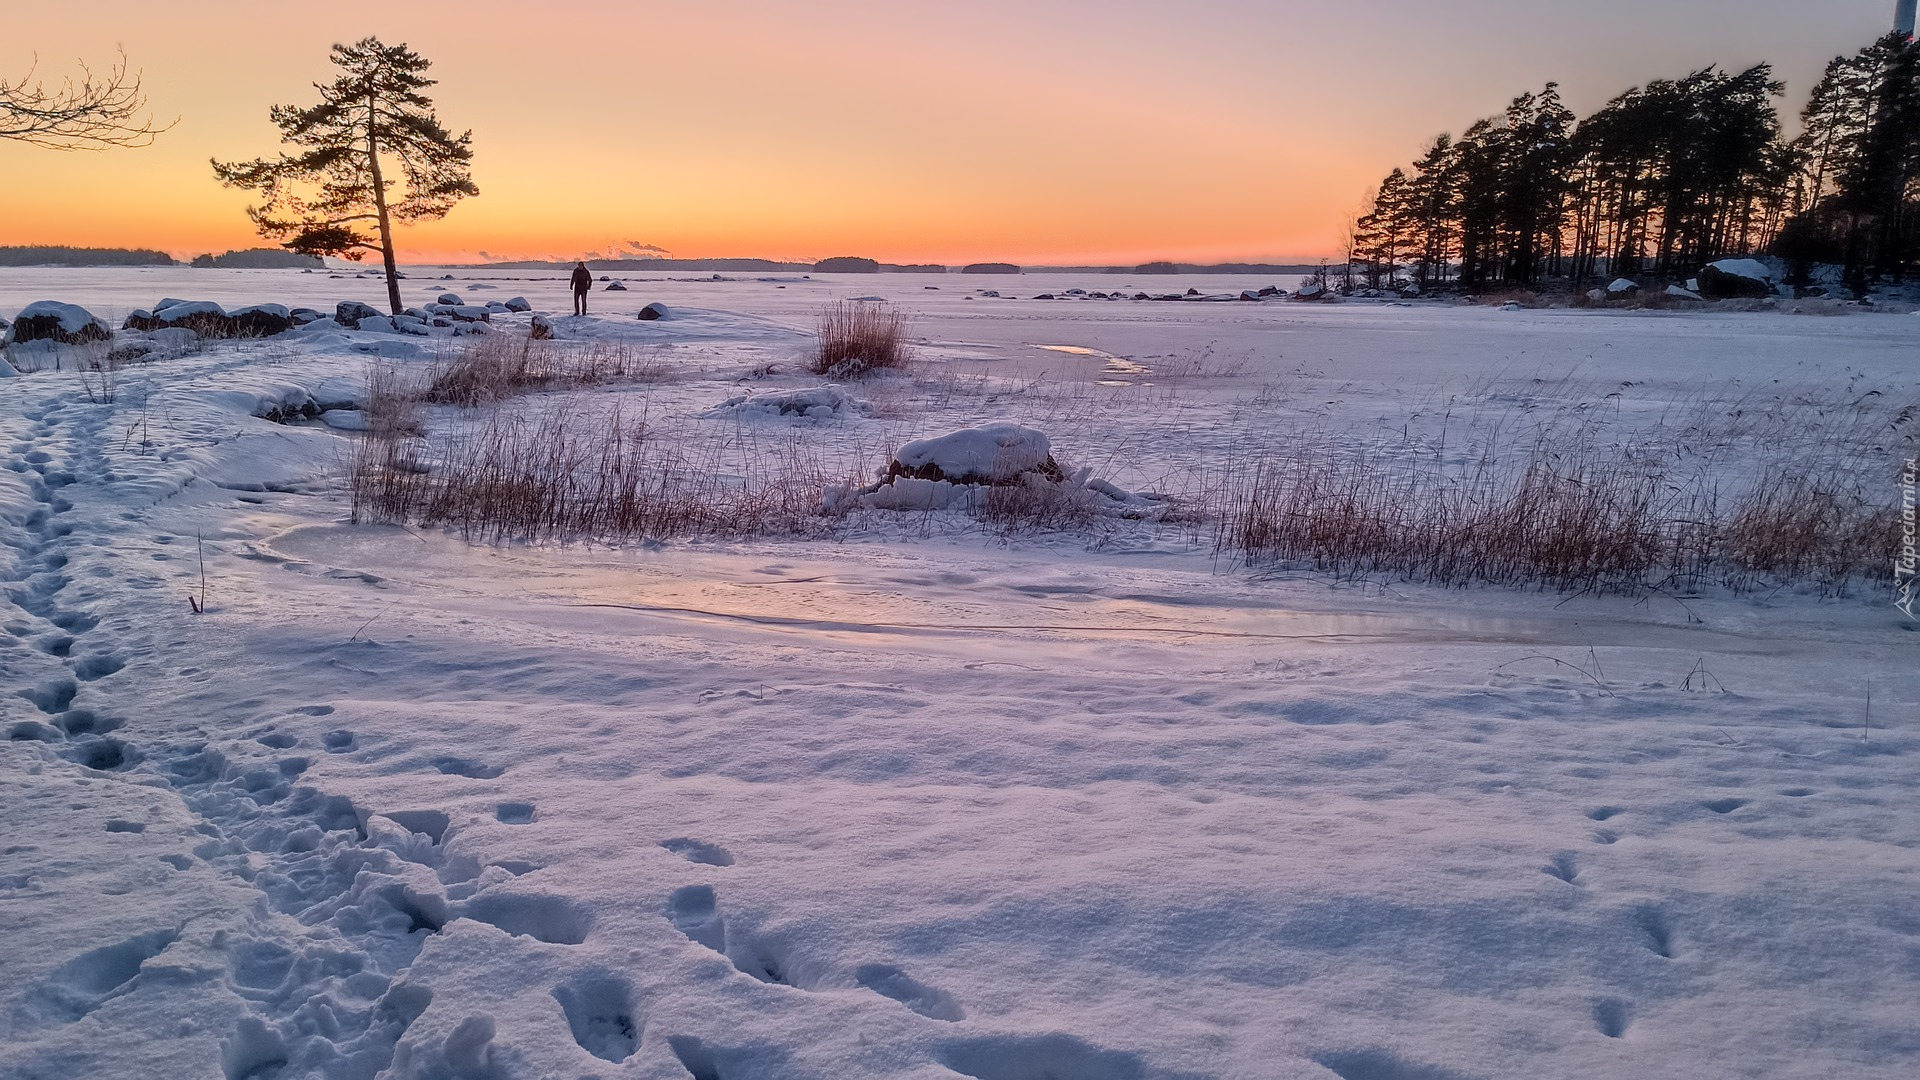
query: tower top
[{"left": 1901, "top": 0, "right": 1918, "bottom": 37}]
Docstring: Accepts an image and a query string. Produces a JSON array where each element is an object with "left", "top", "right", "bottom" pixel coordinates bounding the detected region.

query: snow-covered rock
[
  {"left": 638, "top": 303, "right": 670, "bottom": 322},
  {"left": 529, "top": 314, "right": 556, "bottom": 340},
  {"left": 504, "top": 296, "right": 532, "bottom": 313},
  {"left": 1666, "top": 285, "right": 1704, "bottom": 301},
  {"left": 337, "top": 300, "right": 383, "bottom": 325},
  {"left": 437, "top": 292, "right": 462, "bottom": 306},
  {"left": 447, "top": 305, "right": 491, "bottom": 323},
  {"left": 289, "top": 307, "right": 327, "bottom": 326},
  {"left": 357, "top": 315, "right": 398, "bottom": 334},
  {"left": 705, "top": 386, "right": 871, "bottom": 419},
  {"left": 229, "top": 304, "right": 294, "bottom": 337},
  {"left": 1698, "top": 260, "right": 1773, "bottom": 299},
  {"left": 890, "top": 423, "right": 1060, "bottom": 486},
  {"left": 1295, "top": 284, "right": 1327, "bottom": 301},
  {"left": 9, "top": 301, "right": 112, "bottom": 345},
  {"left": 605, "top": 281, "right": 628, "bottom": 292},
  {"left": 1606, "top": 278, "right": 1640, "bottom": 296}
]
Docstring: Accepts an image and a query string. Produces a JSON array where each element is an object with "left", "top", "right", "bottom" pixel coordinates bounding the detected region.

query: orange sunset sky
[{"left": 0, "top": 1, "right": 1902, "bottom": 265}]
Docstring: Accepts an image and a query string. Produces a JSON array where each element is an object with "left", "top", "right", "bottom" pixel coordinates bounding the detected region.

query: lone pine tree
[{"left": 213, "top": 37, "right": 476, "bottom": 315}]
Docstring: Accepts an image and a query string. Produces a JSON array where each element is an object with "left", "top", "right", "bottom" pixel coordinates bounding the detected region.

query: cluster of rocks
[
  {"left": 1015, "top": 285, "right": 1305, "bottom": 303},
  {"left": 337, "top": 294, "right": 531, "bottom": 337},
  {"left": 1586, "top": 259, "right": 1787, "bottom": 304},
  {"left": 126, "top": 299, "right": 298, "bottom": 337},
  {"left": 4, "top": 290, "right": 548, "bottom": 358}
]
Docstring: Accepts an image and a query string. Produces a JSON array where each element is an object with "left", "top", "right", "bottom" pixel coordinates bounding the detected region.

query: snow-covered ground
[{"left": 1, "top": 268, "right": 1916, "bottom": 1080}]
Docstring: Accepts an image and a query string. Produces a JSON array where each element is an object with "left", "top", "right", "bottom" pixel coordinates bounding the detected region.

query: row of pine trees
[{"left": 1350, "top": 32, "right": 1920, "bottom": 295}]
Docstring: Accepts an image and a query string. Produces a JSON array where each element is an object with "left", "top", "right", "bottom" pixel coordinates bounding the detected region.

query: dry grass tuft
[
  {"left": 811, "top": 301, "right": 911, "bottom": 377},
  {"left": 425, "top": 334, "right": 668, "bottom": 407}
]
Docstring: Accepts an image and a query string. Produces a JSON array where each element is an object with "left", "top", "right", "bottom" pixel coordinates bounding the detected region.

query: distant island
[
  {"left": 0, "top": 246, "right": 176, "bottom": 266},
  {"left": 190, "top": 248, "right": 325, "bottom": 269}
]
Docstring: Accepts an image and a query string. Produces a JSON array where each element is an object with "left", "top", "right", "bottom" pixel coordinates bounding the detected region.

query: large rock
[
  {"left": 637, "top": 302, "right": 670, "bottom": 322},
  {"left": 337, "top": 300, "right": 383, "bottom": 325},
  {"left": 887, "top": 423, "right": 1062, "bottom": 486},
  {"left": 229, "top": 304, "right": 293, "bottom": 337},
  {"left": 503, "top": 296, "right": 532, "bottom": 313},
  {"left": 1697, "top": 259, "right": 1773, "bottom": 299},
  {"left": 437, "top": 292, "right": 462, "bottom": 305},
  {"left": 150, "top": 300, "right": 233, "bottom": 336},
  {"left": 529, "top": 314, "right": 556, "bottom": 340},
  {"left": 9, "top": 301, "right": 111, "bottom": 344},
  {"left": 1605, "top": 278, "right": 1639, "bottom": 297}
]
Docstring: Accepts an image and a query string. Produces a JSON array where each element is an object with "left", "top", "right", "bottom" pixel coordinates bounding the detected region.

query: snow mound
[
  {"left": 705, "top": 385, "right": 871, "bottom": 419},
  {"left": 1606, "top": 278, "right": 1639, "bottom": 296},
  {"left": 891, "top": 423, "right": 1058, "bottom": 485},
  {"left": 834, "top": 423, "right": 1167, "bottom": 518}
]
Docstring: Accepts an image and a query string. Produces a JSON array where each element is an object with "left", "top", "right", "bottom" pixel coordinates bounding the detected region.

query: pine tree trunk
[{"left": 366, "top": 94, "right": 403, "bottom": 316}]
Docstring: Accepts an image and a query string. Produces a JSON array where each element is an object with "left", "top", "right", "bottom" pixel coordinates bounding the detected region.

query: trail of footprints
[
  {"left": 1528, "top": 795, "right": 1790, "bottom": 1042},
  {"left": 5, "top": 397, "right": 135, "bottom": 775}
]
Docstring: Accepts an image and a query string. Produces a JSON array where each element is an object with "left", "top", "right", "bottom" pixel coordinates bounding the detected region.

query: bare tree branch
[{"left": 0, "top": 49, "right": 173, "bottom": 150}]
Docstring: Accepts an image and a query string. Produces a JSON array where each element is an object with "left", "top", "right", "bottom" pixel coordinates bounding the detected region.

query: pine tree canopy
[{"left": 213, "top": 37, "right": 477, "bottom": 312}]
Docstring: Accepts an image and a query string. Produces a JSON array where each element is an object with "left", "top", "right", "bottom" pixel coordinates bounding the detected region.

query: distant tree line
[
  {"left": 0, "top": 245, "right": 174, "bottom": 266},
  {"left": 1352, "top": 32, "right": 1920, "bottom": 294}
]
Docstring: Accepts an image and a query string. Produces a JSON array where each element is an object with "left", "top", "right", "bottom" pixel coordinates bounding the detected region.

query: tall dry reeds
[
  {"left": 811, "top": 301, "right": 911, "bottom": 377},
  {"left": 424, "top": 334, "right": 667, "bottom": 407},
  {"left": 1214, "top": 436, "right": 1898, "bottom": 595},
  {"left": 351, "top": 395, "right": 858, "bottom": 542}
]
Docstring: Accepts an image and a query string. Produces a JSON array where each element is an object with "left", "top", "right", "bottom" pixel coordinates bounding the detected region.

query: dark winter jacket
[{"left": 570, "top": 265, "right": 593, "bottom": 294}]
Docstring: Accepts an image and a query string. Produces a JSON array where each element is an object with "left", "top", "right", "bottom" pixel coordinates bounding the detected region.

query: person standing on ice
[{"left": 570, "top": 261, "right": 593, "bottom": 316}]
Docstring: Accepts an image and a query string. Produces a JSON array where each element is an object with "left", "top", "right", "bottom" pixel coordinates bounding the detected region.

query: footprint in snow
[
  {"left": 855, "top": 963, "right": 964, "bottom": 1020},
  {"left": 660, "top": 837, "right": 732, "bottom": 866},
  {"left": 430, "top": 756, "right": 503, "bottom": 779},
  {"left": 553, "top": 970, "right": 639, "bottom": 1063},
  {"left": 1594, "top": 998, "right": 1633, "bottom": 1038},
  {"left": 1541, "top": 853, "right": 1579, "bottom": 883}
]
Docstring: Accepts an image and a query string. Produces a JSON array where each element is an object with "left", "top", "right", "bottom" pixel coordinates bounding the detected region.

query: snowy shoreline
[{"left": 1, "top": 271, "right": 1915, "bottom": 1080}]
